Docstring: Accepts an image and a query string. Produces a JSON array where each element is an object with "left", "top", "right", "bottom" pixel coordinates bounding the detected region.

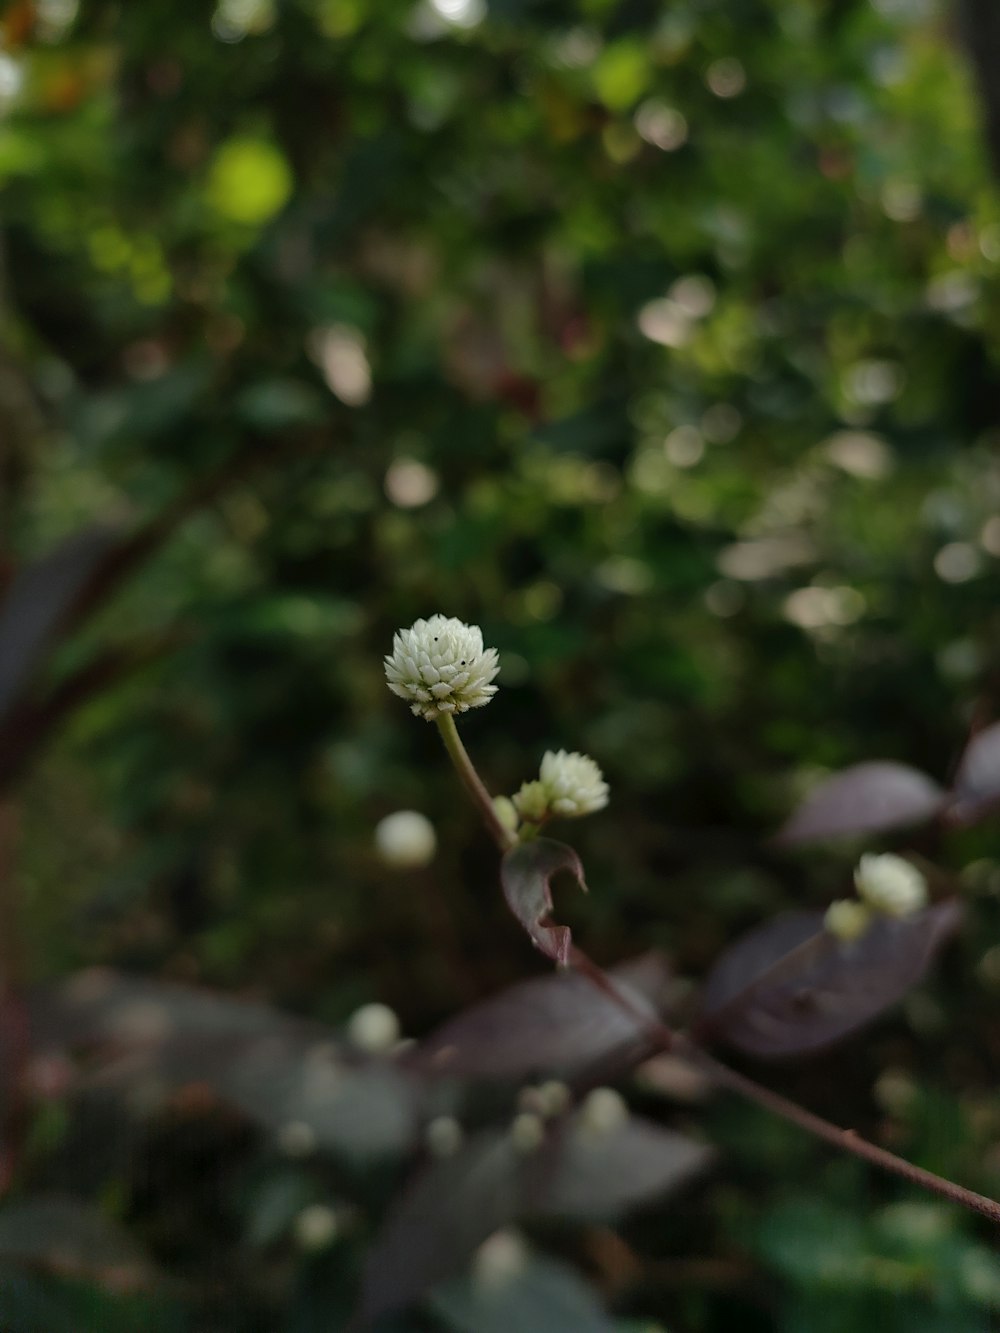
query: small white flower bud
[
  {"left": 512, "top": 779, "right": 549, "bottom": 822},
  {"left": 384, "top": 615, "right": 499, "bottom": 721},
  {"left": 294, "top": 1204, "right": 339, "bottom": 1251},
  {"left": 536, "top": 1079, "right": 572, "bottom": 1118},
  {"left": 854, "top": 853, "right": 927, "bottom": 918},
  {"left": 346, "top": 1002, "right": 400, "bottom": 1054},
  {"left": 824, "top": 898, "right": 871, "bottom": 943},
  {"left": 492, "top": 795, "right": 519, "bottom": 834},
  {"left": 277, "top": 1119, "right": 317, "bottom": 1157},
  {"left": 425, "top": 1115, "right": 464, "bottom": 1158},
  {"left": 512, "top": 778, "right": 552, "bottom": 815},
  {"left": 579, "top": 1086, "right": 628, "bottom": 1135},
  {"left": 509, "top": 1111, "right": 546, "bottom": 1153},
  {"left": 374, "top": 810, "right": 437, "bottom": 868},
  {"left": 473, "top": 1229, "right": 529, "bottom": 1288}
]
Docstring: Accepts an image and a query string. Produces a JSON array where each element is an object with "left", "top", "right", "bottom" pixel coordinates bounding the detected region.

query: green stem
[{"left": 435, "top": 714, "right": 515, "bottom": 852}]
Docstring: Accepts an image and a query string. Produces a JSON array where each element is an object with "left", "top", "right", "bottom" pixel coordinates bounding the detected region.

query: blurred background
[{"left": 2, "top": 0, "right": 1000, "bottom": 1327}]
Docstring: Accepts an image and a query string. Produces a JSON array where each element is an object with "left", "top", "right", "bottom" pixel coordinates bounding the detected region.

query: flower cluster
[
  {"left": 386, "top": 617, "right": 609, "bottom": 836},
  {"left": 824, "top": 853, "right": 928, "bottom": 944},
  {"left": 514, "top": 749, "right": 609, "bottom": 823},
  {"left": 384, "top": 615, "right": 499, "bottom": 721},
  {"left": 854, "top": 853, "right": 927, "bottom": 917}
]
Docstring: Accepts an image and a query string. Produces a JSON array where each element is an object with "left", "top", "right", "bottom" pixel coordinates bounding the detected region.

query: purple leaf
[
  {"left": 361, "top": 1110, "right": 709, "bottom": 1323},
  {"left": 538, "top": 1113, "right": 711, "bottom": 1220},
  {"left": 948, "top": 722, "right": 1000, "bottom": 825},
  {"left": 408, "top": 954, "right": 670, "bottom": 1080},
  {"left": 774, "top": 762, "right": 945, "bottom": 845},
  {"left": 501, "top": 838, "right": 587, "bottom": 965},
  {"left": 360, "top": 1129, "right": 528, "bottom": 1323},
  {"left": 31, "top": 970, "right": 420, "bottom": 1158},
  {"left": 430, "top": 1253, "right": 615, "bottom": 1333},
  {"left": 0, "top": 527, "right": 121, "bottom": 720},
  {"left": 699, "top": 901, "right": 961, "bottom": 1057}
]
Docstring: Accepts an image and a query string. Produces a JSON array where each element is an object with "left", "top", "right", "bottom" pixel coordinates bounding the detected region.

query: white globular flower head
[
  {"left": 824, "top": 898, "right": 871, "bottom": 943},
  {"left": 539, "top": 749, "right": 609, "bottom": 818},
  {"left": 384, "top": 615, "right": 499, "bottom": 721},
  {"left": 854, "top": 853, "right": 928, "bottom": 919}
]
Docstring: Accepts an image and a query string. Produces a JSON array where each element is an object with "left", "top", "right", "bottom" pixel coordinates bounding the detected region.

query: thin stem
[
  {"left": 432, "top": 709, "right": 1000, "bottom": 1225},
  {"left": 673, "top": 1034, "right": 1000, "bottom": 1226},
  {"left": 435, "top": 714, "right": 515, "bottom": 852},
  {"left": 574, "top": 938, "right": 1000, "bottom": 1224}
]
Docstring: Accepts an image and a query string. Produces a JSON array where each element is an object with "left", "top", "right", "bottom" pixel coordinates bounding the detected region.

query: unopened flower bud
[
  {"left": 294, "top": 1204, "right": 339, "bottom": 1251},
  {"left": 374, "top": 810, "right": 436, "bottom": 868},
  {"left": 854, "top": 853, "right": 927, "bottom": 919},
  {"left": 474, "top": 1230, "right": 529, "bottom": 1288},
  {"left": 512, "top": 779, "right": 549, "bottom": 823},
  {"left": 824, "top": 898, "right": 871, "bottom": 943},
  {"left": 493, "top": 795, "right": 519, "bottom": 834},
  {"left": 536, "top": 1080, "right": 571, "bottom": 1117},
  {"left": 384, "top": 615, "right": 499, "bottom": 721},
  {"left": 347, "top": 1002, "right": 400, "bottom": 1054},
  {"left": 579, "top": 1086, "right": 628, "bottom": 1135},
  {"left": 425, "top": 1115, "right": 464, "bottom": 1158},
  {"left": 510, "top": 1111, "right": 545, "bottom": 1153}
]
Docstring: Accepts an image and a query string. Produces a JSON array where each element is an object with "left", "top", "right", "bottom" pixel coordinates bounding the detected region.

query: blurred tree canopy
[{"left": 3, "top": 0, "right": 1000, "bottom": 1328}]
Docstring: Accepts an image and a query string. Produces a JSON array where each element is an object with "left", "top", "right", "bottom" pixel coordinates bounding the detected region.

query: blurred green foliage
[{"left": 3, "top": 0, "right": 1000, "bottom": 1327}]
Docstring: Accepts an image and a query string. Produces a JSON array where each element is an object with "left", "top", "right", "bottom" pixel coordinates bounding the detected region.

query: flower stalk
[{"left": 435, "top": 713, "right": 515, "bottom": 851}]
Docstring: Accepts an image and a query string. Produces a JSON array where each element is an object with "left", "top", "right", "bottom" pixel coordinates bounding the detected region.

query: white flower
[
  {"left": 519, "top": 749, "right": 608, "bottom": 819},
  {"left": 824, "top": 898, "right": 871, "bottom": 943},
  {"left": 384, "top": 614, "right": 499, "bottom": 721},
  {"left": 854, "top": 853, "right": 927, "bottom": 918},
  {"left": 374, "top": 810, "right": 437, "bottom": 868}
]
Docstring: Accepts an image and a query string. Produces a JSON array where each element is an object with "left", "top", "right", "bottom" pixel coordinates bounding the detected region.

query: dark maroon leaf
[
  {"left": 361, "top": 1109, "right": 708, "bottom": 1322},
  {"left": 31, "top": 970, "right": 420, "bottom": 1158},
  {"left": 408, "top": 954, "right": 670, "bottom": 1080},
  {"left": 0, "top": 1195, "right": 158, "bottom": 1290},
  {"left": 0, "top": 527, "right": 121, "bottom": 720},
  {"left": 431, "top": 1253, "right": 615, "bottom": 1333},
  {"left": 948, "top": 722, "right": 1000, "bottom": 825},
  {"left": 538, "top": 1113, "right": 711, "bottom": 1220},
  {"left": 360, "top": 1129, "right": 528, "bottom": 1323},
  {"left": 774, "top": 762, "right": 945, "bottom": 845},
  {"left": 501, "top": 838, "right": 587, "bottom": 965},
  {"left": 699, "top": 901, "right": 961, "bottom": 1057}
]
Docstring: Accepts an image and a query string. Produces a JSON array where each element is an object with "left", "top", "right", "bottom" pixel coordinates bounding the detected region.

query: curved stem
[
  {"left": 435, "top": 714, "right": 515, "bottom": 852},
  {"left": 432, "top": 711, "right": 1000, "bottom": 1225}
]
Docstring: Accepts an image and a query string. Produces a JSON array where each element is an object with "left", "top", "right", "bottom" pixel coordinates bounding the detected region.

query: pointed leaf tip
[
  {"left": 774, "top": 761, "right": 944, "bottom": 845},
  {"left": 700, "top": 899, "right": 962, "bottom": 1057},
  {"left": 501, "top": 838, "right": 587, "bottom": 966}
]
